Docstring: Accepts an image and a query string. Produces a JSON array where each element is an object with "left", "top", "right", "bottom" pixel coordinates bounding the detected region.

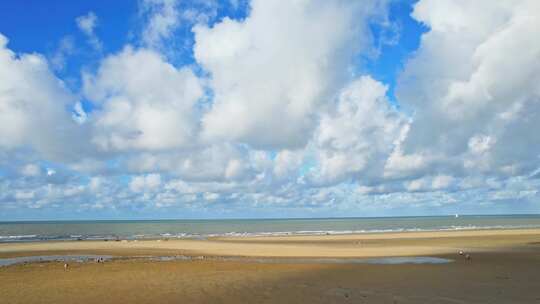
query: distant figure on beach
[{"left": 64, "top": 263, "right": 69, "bottom": 270}]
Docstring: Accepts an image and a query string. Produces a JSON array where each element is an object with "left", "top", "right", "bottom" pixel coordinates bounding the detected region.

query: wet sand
[{"left": 1, "top": 229, "right": 540, "bottom": 303}]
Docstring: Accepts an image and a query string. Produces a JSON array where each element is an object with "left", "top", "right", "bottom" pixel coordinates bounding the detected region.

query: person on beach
[{"left": 63, "top": 263, "right": 69, "bottom": 270}]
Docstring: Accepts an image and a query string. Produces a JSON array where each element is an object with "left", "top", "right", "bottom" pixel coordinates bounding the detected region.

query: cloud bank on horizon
[{"left": 0, "top": 0, "right": 539, "bottom": 219}]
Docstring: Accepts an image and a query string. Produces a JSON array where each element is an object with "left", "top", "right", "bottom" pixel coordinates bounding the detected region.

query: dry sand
[
  {"left": 1, "top": 228, "right": 539, "bottom": 258},
  {"left": 1, "top": 229, "right": 540, "bottom": 303}
]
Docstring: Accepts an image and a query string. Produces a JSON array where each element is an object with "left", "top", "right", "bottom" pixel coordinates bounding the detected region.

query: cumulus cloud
[
  {"left": 397, "top": 0, "right": 540, "bottom": 178},
  {"left": 308, "top": 76, "right": 407, "bottom": 185},
  {"left": 195, "top": 0, "right": 384, "bottom": 149},
  {"left": 0, "top": 34, "right": 87, "bottom": 161},
  {"left": 83, "top": 46, "right": 204, "bottom": 151}
]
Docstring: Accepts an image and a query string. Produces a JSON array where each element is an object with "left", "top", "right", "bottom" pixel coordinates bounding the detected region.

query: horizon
[
  {"left": 2, "top": 213, "right": 540, "bottom": 223},
  {"left": 1, "top": 0, "right": 540, "bottom": 220}
]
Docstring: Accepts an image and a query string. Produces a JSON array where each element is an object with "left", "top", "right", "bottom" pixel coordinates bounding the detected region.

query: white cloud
[
  {"left": 0, "top": 33, "right": 86, "bottom": 161},
  {"left": 397, "top": 0, "right": 540, "bottom": 178},
  {"left": 76, "top": 11, "right": 102, "bottom": 51},
  {"left": 121, "top": 142, "right": 256, "bottom": 182},
  {"left": 141, "top": 0, "right": 180, "bottom": 48},
  {"left": 195, "top": 0, "right": 384, "bottom": 149},
  {"left": 405, "top": 178, "right": 426, "bottom": 192},
  {"left": 140, "top": 0, "right": 219, "bottom": 51},
  {"left": 431, "top": 175, "right": 454, "bottom": 190},
  {"left": 308, "top": 76, "right": 407, "bottom": 185},
  {"left": 77, "top": 11, "right": 98, "bottom": 35},
  {"left": 20, "top": 164, "right": 41, "bottom": 177},
  {"left": 203, "top": 192, "right": 219, "bottom": 201},
  {"left": 50, "top": 36, "right": 75, "bottom": 71},
  {"left": 273, "top": 150, "right": 304, "bottom": 180},
  {"left": 129, "top": 173, "right": 162, "bottom": 192},
  {"left": 224, "top": 158, "right": 245, "bottom": 180},
  {"left": 181, "top": 0, "right": 219, "bottom": 25},
  {"left": 84, "top": 46, "right": 204, "bottom": 151},
  {"left": 468, "top": 134, "right": 496, "bottom": 155}
]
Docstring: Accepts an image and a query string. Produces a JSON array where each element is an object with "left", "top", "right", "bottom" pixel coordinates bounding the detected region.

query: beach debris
[
  {"left": 458, "top": 250, "right": 464, "bottom": 255},
  {"left": 465, "top": 254, "right": 471, "bottom": 260},
  {"left": 95, "top": 257, "right": 105, "bottom": 263}
]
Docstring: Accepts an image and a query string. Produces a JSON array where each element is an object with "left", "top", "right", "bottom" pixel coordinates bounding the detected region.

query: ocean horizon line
[{"left": 1, "top": 213, "right": 540, "bottom": 224}]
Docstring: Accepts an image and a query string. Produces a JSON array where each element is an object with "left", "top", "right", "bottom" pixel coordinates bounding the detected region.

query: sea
[{"left": 1, "top": 214, "right": 539, "bottom": 243}]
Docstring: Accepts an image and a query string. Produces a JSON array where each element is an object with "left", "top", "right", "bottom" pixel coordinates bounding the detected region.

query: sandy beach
[{"left": 1, "top": 229, "right": 540, "bottom": 303}]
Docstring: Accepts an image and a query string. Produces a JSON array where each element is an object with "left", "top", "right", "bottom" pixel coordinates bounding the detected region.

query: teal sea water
[{"left": 1, "top": 215, "right": 539, "bottom": 242}]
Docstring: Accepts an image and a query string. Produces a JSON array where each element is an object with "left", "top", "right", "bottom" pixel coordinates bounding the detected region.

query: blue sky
[{"left": 0, "top": 0, "right": 539, "bottom": 220}]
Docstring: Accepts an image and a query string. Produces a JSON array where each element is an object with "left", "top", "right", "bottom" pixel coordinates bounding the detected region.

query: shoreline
[
  {"left": 1, "top": 228, "right": 539, "bottom": 259},
  {"left": 3, "top": 224, "right": 540, "bottom": 243}
]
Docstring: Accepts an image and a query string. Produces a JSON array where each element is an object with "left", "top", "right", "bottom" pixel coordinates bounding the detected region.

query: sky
[{"left": 0, "top": 0, "right": 539, "bottom": 220}]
